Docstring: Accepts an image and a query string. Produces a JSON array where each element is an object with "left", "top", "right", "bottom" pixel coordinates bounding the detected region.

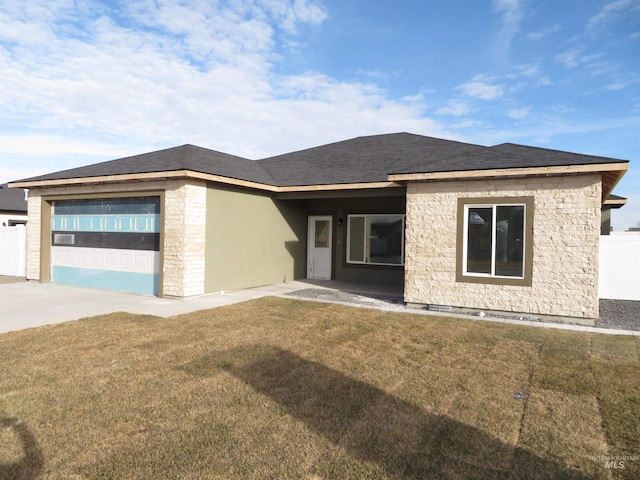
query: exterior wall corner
[
  {"left": 25, "top": 192, "right": 43, "bottom": 281},
  {"left": 162, "top": 180, "right": 207, "bottom": 298}
]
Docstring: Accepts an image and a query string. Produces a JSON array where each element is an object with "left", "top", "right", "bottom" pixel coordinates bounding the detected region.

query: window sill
[
  {"left": 455, "top": 273, "right": 532, "bottom": 287},
  {"left": 344, "top": 262, "right": 405, "bottom": 269}
]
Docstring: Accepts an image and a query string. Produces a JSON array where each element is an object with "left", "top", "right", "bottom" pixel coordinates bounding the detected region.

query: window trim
[
  {"left": 346, "top": 213, "right": 405, "bottom": 267},
  {"left": 456, "top": 196, "right": 533, "bottom": 287}
]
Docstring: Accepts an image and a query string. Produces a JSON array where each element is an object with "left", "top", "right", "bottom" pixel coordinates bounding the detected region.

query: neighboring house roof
[
  {"left": 0, "top": 183, "right": 27, "bottom": 213},
  {"left": 9, "top": 133, "right": 629, "bottom": 199},
  {"left": 604, "top": 194, "right": 627, "bottom": 208}
]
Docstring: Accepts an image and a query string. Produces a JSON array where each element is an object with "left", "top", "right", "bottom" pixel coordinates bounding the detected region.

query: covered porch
[{"left": 276, "top": 187, "right": 407, "bottom": 289}]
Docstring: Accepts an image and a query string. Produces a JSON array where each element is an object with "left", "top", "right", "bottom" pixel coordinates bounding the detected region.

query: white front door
[{"left": 307, "top": 216, "right": 332, "bottom": 279}]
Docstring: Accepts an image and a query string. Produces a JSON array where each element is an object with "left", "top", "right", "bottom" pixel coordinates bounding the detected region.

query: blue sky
[{"left": 1, "top": 0, "right": 639, "bottom": 229}]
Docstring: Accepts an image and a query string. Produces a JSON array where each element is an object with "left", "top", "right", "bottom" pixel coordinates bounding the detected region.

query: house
[
  {"left": 601, "top": 194, "right": 627, "bottom": 234},
  {"left": 9, "top": 133, "right": 629, "bottom": 320},
  {"left": 0, "top": 183, "right": 28, "bottom": 226}
]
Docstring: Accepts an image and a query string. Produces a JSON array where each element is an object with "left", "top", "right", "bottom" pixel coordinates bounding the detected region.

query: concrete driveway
[{"left": 0, "top": 279, "right": 307, "bottom": 334}]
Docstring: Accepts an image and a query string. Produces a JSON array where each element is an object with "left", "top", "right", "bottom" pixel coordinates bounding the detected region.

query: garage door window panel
[{"left": 50, "top": 196, "right": 161, "bottom": 295}]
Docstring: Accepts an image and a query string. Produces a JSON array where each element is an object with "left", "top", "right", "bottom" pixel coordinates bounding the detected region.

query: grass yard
[{"left": 1, "top": 297, "right": 639, "bottom": 479}]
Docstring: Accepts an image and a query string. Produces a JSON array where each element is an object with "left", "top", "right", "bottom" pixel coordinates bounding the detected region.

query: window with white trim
[
  {"left": 347, "top": 214, "right": 405, "bottom": 266},
  {"left": 460, "top": 199, "right": 532, "bottom": 283}
]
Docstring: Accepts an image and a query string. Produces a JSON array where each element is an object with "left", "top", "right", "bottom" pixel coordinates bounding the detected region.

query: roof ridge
[
  {"left": 177, "top": 144, "right": 278, "bottom": 186},
  {"left": 257, "top": 131, "right": 459, "bottom": 162}
]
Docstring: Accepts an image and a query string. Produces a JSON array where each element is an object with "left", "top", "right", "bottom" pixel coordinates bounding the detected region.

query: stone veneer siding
[
  {"left": 404, "top": 174, "right": 602, "bottom": 319},
  {"left": 163, "top": 181, "right": 206, "bottom": 297},
  {"left": 24, "top": 179, "right": 207, "bottom": 298},
  {"left": 26, "top": 193, "right": 42, "bottom": 281}
]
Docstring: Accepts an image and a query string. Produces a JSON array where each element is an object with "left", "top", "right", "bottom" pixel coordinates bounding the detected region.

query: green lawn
[{"left": 1, "top": 297, "right": 639, "bottom": 479}]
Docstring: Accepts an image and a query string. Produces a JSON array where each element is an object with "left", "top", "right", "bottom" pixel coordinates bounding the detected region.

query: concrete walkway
[
  {"left": 1, "top": 278, "right": 638, "bottom": 336},
  {"left": 0, "top": 280, "right": 308, "bottom": 334}
]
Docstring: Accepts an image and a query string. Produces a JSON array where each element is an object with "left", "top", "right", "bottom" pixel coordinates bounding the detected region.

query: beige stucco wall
[
  {"left": 24, "top": 179, "right": 207, "bottom": 298},
  {"left": 404, "top": 174, "right": 602, "bottom": 318},
  {"left": 205, "top": 185, "right": 306, "bottom": 293}
]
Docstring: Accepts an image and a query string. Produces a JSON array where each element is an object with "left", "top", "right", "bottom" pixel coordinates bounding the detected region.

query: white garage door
[{"left": 50, "top": 197, "right": 160, "bottom": 295}]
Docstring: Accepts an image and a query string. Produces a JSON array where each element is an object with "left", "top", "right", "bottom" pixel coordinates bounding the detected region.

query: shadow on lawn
[
  {"left": 183, "top": 345, "right": 595, "bottom": 480},
  {"left": 0, "top": 415, "right": 44, "bottom": 480}
]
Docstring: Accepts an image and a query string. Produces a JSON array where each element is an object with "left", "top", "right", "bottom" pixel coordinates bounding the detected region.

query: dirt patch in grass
[{"left": 1, "top": 297, "right": 639, "bottom": 479}]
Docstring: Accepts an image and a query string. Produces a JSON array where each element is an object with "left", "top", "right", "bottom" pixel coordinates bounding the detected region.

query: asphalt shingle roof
[
  {"left": 258, "top": 133, "right": 489, "bottom": 185},
  {"left": 608, "top": 194, "right": 626, "bottom": 201},
  {"left": 13, "top": 133, "right": 628, "bottom": 187},
  {"left": 18, "top": 144, "right": 276, "bottom": 186},
  {"left": 0, "top": 183, "right": 27, "bottom": 212},
  {"left": 259, "top": 133, "right": 628, "bottom": 185}
]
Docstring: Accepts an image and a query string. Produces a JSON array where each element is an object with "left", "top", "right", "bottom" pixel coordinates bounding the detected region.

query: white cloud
[
  {"left": 118, "top": 0, "right": 281, "bottom": 63},
  {"left": 555, "top": 48, "right": 604, "bottom": 71},
  {"left": 355, "top": 69, "right": 389, "bottom": 80},
  {"left": 492, "top": 0, "right": 525, "bottom": 57},
  {"left": 436, "top": 100, "right": 470, "bottom": 116},
  {"left": 401, "top": 93, "right": 426, "bottom": 103},
  {"left": 525, "top": 24, "right": 560, "bottom": 41},
  {"left": 0, "top": 134, "right": 140, "bottom": 158},
  {"left": 604, "top": 75, "right": 640, "bottom": 91},
  {"left": 588, "top": 0, "right": 638, "bottom": 30},
  {"left": 517, "top": 64, "right": 541, "bottom": 78},
  {"left": 555, "top": 48, "right": 582, "bottom": 68},
  {"left": 451, "top": 119, "right": 484, "bottom": 129},
  {"left": 507, "top": 107, "right": 531, "bottom": 119},
  {"left": 458, "top": 77, "right": 504, "bottom": 100},
  {"left": 0, "top": 0, "right": 452, "bottom": 182},
  {"left": 513, "top": 63, "right": 552, "bottom": 86},
  {"left": 492, "top": 0, "right": 524, "bottom": 17},
  {"left": 263, "top": 0, "right": 329, "bottom": 33},
  {"left": 0, "top": 134, "right": 148, "bottom": 182}
]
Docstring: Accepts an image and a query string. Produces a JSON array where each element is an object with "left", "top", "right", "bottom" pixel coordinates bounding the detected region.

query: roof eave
[
  {"left": 0, "top": 209, "right": 27, "bottom": 214},
  {"left": 276, "top": 181, "right": 403, "bottom": 192},
  {"left": 8, "top": 170, "right": 404, "bottom": 193},
  {"left": 389, "top": 162, "right": 629, "bottom": 203},
  {"left": 8, "top": 170, "right": 279, "bottom": 192},
  {"left": 9, "top": 161, "right": 628, "bottom": 201},
  {"left": 603, "top": 198, "right": 627, "bottom": 208},
  {"left": 388, "top": 162, "right": 629, "bottom": 181},
  {"left": 601, "top": 168, "right": 628, "bottom": 204}
]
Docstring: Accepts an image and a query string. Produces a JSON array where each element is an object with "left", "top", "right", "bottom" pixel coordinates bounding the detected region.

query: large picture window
[
  {"left": 457, "top": 197, "right": 533, "bottom": 286},
  {"left": 347, "top": 214, "right": 405, "bottom": 266}
]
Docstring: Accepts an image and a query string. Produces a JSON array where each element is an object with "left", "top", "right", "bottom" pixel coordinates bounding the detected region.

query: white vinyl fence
[
  {"left": 0, "top": 225, "right": 26, "bottom": 277},
  {"left": 599, "top": 234, "right": 640, "bottom": 301}
]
